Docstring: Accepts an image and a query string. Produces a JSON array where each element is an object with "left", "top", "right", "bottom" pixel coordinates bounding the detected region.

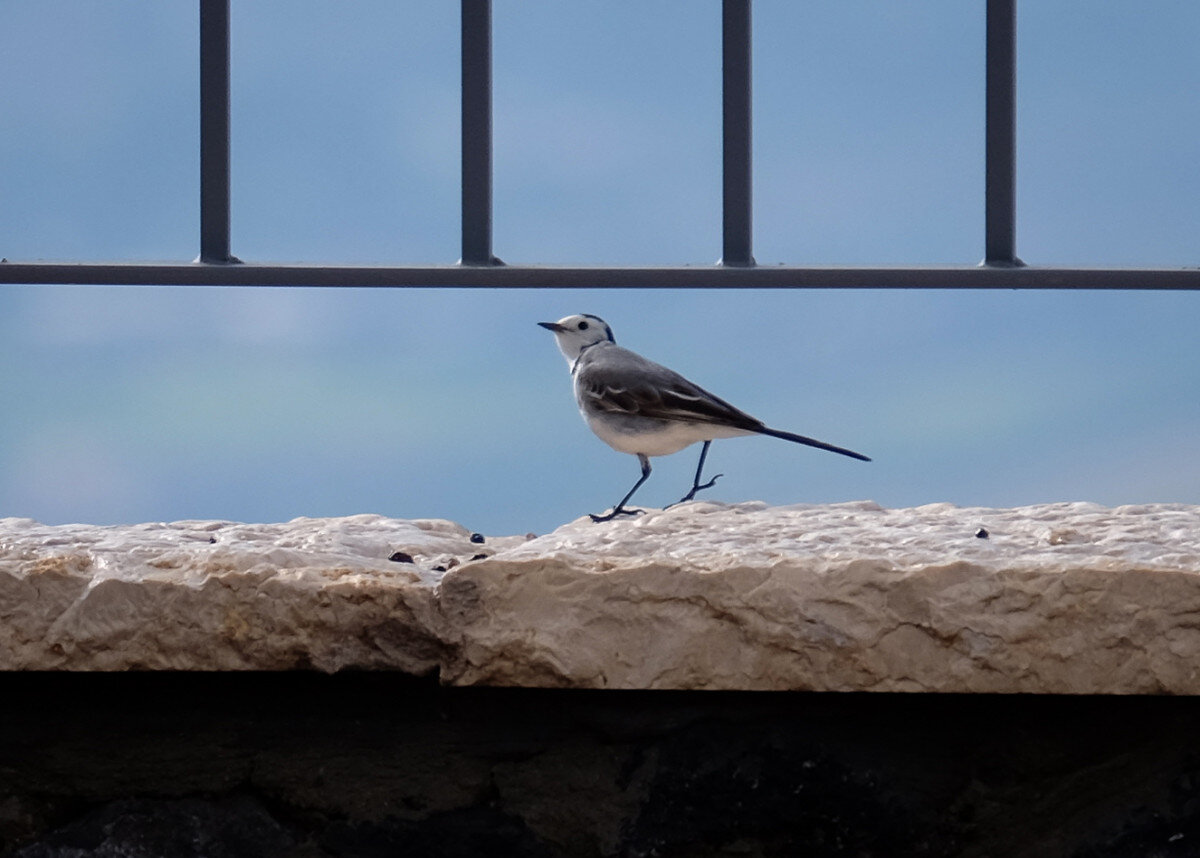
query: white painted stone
[{"left": 3, "top": 502, "right": 1200, "bottom": 692}]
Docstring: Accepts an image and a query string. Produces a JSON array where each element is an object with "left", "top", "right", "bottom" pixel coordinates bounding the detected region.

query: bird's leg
[
  {"left": 591, "top": 454, "right": 652, "bottom": 523},
  {"left": 670, "top": 440, "right": 723, "bottom": 506}
]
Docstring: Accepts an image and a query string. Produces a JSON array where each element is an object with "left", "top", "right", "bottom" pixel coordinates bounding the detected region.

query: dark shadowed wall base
[{"left": 2, "top": 673, "right": 1199, "bottom": 858}]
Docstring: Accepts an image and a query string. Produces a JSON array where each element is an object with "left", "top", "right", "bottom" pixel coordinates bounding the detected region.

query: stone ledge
[{"left": 2, "top": 501, "right": 1198, "bottom": 693}]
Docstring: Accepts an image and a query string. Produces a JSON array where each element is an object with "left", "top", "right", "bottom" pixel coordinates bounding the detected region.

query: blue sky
[{"left": 2, "top": 2, "right": 1198, "bottom": 536}]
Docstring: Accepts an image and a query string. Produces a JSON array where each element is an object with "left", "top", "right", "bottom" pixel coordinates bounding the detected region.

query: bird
[{"left": 538, "top": 313, "right": 870, "bottom": 522}]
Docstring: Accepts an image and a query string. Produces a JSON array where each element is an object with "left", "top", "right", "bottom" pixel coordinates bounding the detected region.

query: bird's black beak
[{"left": 538, "top": 321, "right": 567, "bottom": 333}]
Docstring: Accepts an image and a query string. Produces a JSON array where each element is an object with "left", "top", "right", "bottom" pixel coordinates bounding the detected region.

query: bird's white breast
[{"left": 576, "top": 392, "right": 752, "bottom": 457}]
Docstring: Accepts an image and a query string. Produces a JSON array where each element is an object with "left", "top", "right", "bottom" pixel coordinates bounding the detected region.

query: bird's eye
[{"left": 578, "top": 321, "right": 589, "bottom": 330}]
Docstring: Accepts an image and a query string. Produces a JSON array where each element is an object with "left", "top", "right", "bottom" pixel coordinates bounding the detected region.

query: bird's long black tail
[{"left": 758, "top": 427, "right": 871, "bottom": 462}]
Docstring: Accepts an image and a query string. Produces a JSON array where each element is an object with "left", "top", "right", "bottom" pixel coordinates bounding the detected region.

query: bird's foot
[
  {"left": 589, "top": 506, "right": 645, "bottom": 523},
  {"left": 668, "top": 473, "right": 724, "bottom": 508}
]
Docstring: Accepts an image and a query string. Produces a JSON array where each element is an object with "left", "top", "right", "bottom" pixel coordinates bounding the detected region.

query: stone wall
[
  {"left": 4, "top": 502, "right": 1200, "bottom": 856},
  {"left": 3, "top": 501, "right": 1200, "bottom": 692}
]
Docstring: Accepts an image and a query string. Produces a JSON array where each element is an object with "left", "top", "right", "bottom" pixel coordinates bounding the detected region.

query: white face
[{"left": 539, "top": 314, "right": 614, "bottom": 362}]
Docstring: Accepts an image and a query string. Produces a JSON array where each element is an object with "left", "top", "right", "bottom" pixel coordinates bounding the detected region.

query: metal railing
[{"left": 1, "top": 0, "right": 1196, "bottom": 290}]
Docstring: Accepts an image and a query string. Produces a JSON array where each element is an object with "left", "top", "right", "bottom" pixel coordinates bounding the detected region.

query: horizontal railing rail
[
  {"left": 3, "top": 262, "right": 1197, "bottom": 290},
  {"left": 2, "top": 0, "right": 1196, "bottom": 290}
]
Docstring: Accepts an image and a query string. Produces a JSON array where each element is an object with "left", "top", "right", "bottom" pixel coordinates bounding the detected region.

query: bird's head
[{"left": 538, "top": 314, "right": 615, "bottom": 363}]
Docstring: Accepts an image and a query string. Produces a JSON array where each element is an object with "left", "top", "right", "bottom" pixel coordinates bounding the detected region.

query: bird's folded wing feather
[{"left": 577, "top": 355, "right": 762, "bottom": 430}]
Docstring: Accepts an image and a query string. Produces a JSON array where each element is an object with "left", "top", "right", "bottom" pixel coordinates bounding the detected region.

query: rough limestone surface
[
  {"left": 0, "top": 515, "right": 509, "bottom": 673},
  {"left": 3, "top": 502, "right": 1200, "bottom": 693}
]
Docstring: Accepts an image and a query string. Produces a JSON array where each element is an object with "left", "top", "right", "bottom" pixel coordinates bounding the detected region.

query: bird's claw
[
  {"left": 589, "top": 507, "right": 645, "bottom": 524},
  {"left": 670, "top": 473, "right": 724, "bottom": 507},
  {"left": 696, "top": 473, "right": 724, "bottom": 493}
]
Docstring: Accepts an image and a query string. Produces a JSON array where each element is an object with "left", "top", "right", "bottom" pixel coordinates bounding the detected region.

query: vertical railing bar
[
  {"left": 984, "top": 0, "right": 1021, "bottom": 266},
  {"left": 199, "top": 0, "right": 235, "bottom": 264},
  {"left": 721, "top": 0, "right": 754, "bottom": 267},
  {"left": 461, "top": 0, "right": 498, "bottom": 265}
]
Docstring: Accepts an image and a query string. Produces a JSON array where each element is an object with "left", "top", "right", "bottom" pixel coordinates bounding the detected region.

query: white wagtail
[{"left": 539, "top": 313, "right": 870, "bottom": 522}]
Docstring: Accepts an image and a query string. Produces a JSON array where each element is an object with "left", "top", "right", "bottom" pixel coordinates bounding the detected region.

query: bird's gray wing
[
  {"left": 575, "top": 345, "right": 872, "bottom": 463},
  {"left": 577, "top": 348, "right": 764, "bottom": 430}
]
